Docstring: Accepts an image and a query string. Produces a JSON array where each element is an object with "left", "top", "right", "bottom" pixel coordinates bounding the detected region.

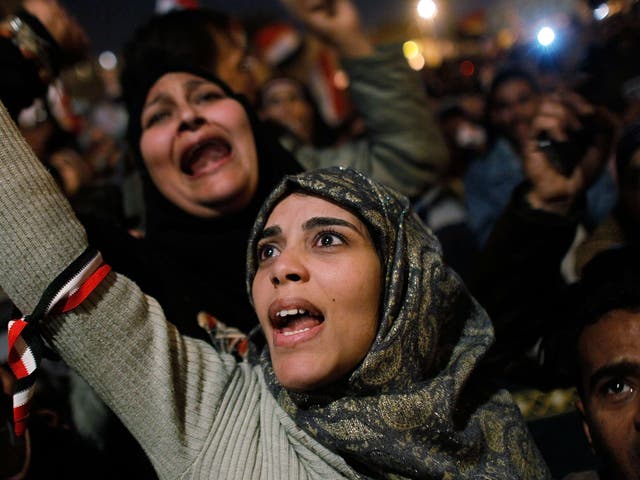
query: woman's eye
[
  {"left": 195, "top": 90, "right": 224, "bottom": 103},
  {"left": 315, "top": 231, "right": 345, "bottom": 248},
  {"left": 143, "top": 110, "right": 170, "bottom": 129},
  {"left": 258, "top": 244, "right": 280, "bottom": 262}
]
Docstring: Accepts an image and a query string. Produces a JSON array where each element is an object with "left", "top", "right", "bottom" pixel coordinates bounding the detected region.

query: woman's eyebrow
[
  {"left": 185, "top": 79, "right": 224, "bottom": 96},
  {"left": 258, "top": 225, "right": 282, "bottom": 241},
  {"left": 184, "top": 79, "right": 207, "bottom": 92},
  {"left": 142, "top": 93, "right": 168, "bottom": 112},
  {"left": 303, "top": 217, "right": 359, "bottom": 233},
  {"left": 143, "top": 80, "right": 220, "bottom": 112}
]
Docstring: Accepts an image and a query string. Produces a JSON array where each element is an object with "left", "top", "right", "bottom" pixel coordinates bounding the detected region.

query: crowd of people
[{"left": 0, "top": 0, "right": 639, "bottom": 479}]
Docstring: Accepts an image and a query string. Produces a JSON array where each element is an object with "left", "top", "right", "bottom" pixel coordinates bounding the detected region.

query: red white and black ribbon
[{"left": 7, "top": 247, "right": 111, "bottom": 436}]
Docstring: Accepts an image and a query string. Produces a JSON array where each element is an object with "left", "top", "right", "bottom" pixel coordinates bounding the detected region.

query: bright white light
[
  {"left": 417, "top": 0, "right": 437, "bottom": 20},
  {"left": 593, "top": 3, "right": 610, "bottom": 21},
  {"left": 98, "top": 51, "right": 118, "bottom": 71},
  {"left": 537, "top": 27, "right": 555, "bottom": 47}
]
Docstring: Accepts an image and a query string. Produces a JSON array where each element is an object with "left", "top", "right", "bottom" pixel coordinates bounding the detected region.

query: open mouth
[
  {"left": 272, "top": 307, "right": 325, "bottom": 336},
  {"left": 181, "top": 138, "right": 232, "bottom": 175}
]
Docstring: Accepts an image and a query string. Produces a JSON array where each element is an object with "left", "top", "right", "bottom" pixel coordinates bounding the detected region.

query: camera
[{"left": 536, "top": 114, "right": 597, "bottom": 177}]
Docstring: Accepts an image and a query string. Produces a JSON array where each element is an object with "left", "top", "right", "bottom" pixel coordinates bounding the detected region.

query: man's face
[
  {"left": 489, "top": 78, "right": 539, "bottom": 150},
  {"left": 577, "top": 309, "right": 640, "bottom": 480}
]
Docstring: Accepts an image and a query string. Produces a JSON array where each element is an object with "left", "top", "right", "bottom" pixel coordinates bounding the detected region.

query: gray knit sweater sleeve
[
  {"left": 0, "top": 104, "right": 87, "bottom": 312},
  {"left": 0, "top": 103, "right": 359, "bottom": 480},
  {"left": 0, "top": 101, "right": 233, "bottom": 477}
]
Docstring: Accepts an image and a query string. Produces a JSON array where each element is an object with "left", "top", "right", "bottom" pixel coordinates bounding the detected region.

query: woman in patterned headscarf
[
  {"left": 246, "top": 166, "right": 551, "bottom": 479},
  {"left": 0, "top": 99, "right": 549, "bottom": 478}
]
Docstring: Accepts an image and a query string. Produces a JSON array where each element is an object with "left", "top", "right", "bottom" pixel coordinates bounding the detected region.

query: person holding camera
[
  {"left": 463, "top": 66, "right": 618, "bottom": 250},
  {"left": 468, "top": 70, "right": 620, "bottom": 391}
]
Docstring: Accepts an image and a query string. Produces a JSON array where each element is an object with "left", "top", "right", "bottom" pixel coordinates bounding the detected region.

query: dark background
[{"left": 60, "top": 0, "right": 495, "bottom": 54}]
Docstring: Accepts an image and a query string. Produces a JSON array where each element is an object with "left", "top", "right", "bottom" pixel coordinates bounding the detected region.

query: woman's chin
[{"left": 274, "top": 362, "right": 331, "bottom": 393}]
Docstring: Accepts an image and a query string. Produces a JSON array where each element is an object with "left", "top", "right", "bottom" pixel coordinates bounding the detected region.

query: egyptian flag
[{"left": 254, "top": 23, "right": 349, "bottom": 128}]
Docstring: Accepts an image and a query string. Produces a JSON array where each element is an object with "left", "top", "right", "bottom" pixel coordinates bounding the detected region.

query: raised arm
[
  {"left": 0, "top": 102, "right": 239, "bottom": 478},
  {"left": 279, "top": 0, "right": 373, "bottom": 58},
  {"left": 280, "top": 0, "right": 448, "bottom": 197}
]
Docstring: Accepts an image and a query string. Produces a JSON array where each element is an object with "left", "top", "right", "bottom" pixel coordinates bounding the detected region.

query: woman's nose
[
  {"left": 178, "top": 106, "right": 205, "bottom": 132},
  {"left": 271, "top": 272, "right": 301, "bottom": 286},
  {"left": 270, "top": 250, "right": 308, "bottom": 287}
]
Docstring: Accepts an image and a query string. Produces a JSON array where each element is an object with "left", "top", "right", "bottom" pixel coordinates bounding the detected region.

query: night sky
[{"left": 61, "top": 0, "right": 495, "bottom": 54}]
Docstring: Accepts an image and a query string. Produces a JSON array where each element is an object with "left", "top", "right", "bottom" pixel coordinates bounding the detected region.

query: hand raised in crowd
[
  {"left": 21, "top": 0, "right": 89, "bottom": 65},
  {"left": 279, "top": 0, "right": 373, "bottom": 57},
  {"left": 523, "top": 91, "right": 618, "bottom": 215}
]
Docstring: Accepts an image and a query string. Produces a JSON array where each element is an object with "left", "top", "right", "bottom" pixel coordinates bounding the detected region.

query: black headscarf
[
  {"left": 246, "top": 167, "right": 551, "bottom": 479},
  {"left": 90, "top": 64, "right": 302, "bottom": 341}
]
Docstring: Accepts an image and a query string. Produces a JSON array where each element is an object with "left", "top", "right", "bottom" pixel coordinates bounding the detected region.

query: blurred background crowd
[{"left": 1, "top": 0, "right": 640, "bottom": 479}]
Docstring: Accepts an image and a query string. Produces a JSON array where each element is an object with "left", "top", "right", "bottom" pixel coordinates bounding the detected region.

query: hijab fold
[{"left": 247, "top": 167, "right": 551, "bottom": 479}]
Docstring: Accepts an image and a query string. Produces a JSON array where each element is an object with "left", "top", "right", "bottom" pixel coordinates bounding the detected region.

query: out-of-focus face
[
  {"left": 140, "top": 72, "right": 258, "bottom": 218},
  {"left": 489, "top": 78, "right": 539, "bottom": 150},
  {"left": 212, "top": 28, "right": 258, "bottom": 104},
  {"left": 252, "top": 193, "right": 381, "bottom": 392},
  {"left": 576, "top": 309, "right": 640, "bottom": 480},
  {"left": 260, "top": 79, "right": 314, "bottom": 145}
]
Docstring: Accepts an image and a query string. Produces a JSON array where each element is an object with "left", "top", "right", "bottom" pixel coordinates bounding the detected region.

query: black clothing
[
  {"left": 90, "top": 66, "right": 303, "bottom": 341},
  {"left": 88, "top": 133, "right": 302, "bottom": 341},
  {"left": 470, "top": 182, "right": 582, "bottom": 389},
  {"left": 0, "top": 9, "right": 59, "bottom": 120}
]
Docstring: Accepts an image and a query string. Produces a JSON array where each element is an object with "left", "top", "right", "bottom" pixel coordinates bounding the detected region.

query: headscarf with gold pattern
[{"left": 246, "top": 167, "right": 551, "bottom": 479}]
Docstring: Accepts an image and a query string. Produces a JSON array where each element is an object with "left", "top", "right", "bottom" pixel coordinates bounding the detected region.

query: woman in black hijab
[{"left": 87, "top": 64, "right": 302, "bottom": 346}]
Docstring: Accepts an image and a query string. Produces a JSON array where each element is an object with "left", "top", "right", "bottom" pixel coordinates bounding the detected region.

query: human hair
[
  {"left": 121, "top": 8, "right": 233, "bottom": 83},
  {"left": 486, "top": 65, "right": 540, "bottom": 111},
  {"left": 565, "top": 246, "right": 640, "bottom": 394}
]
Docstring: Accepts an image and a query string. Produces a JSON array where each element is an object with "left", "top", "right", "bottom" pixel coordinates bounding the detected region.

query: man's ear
[{"left": 576, "top": 397, "right": 594, "bottom": 450}]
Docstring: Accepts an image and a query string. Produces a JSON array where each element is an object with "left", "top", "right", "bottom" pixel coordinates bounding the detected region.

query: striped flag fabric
[{"left": 7, "top": 248, "right": 111, "bottom": 436}]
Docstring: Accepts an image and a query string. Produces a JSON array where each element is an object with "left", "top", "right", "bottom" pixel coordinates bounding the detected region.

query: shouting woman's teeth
[
  {"left": 272, "top": 307, "right": 324, "bottom": 333},
  {"left": 276, "top": 308, "right": 308, "bottom": 318},
  {"left": 282, "top": 327, "right": 311, "bottom": 336}
]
